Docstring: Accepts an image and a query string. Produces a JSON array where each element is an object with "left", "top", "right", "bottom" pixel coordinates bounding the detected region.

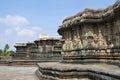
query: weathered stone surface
[
  {"left": 0, "top": 66, "right": 39, "bottom": 80},
  {"left": 36, "top": 62, "right": 120, "bottom": 80},
  {"left": 59, "top": 0, "right": 120, "bottom": 28},
  {"left": 36, "top": 0, "right": 120, "bottom": 80},
  {"left": 57, "top": 0, "right": 120, "bottom": 64}
]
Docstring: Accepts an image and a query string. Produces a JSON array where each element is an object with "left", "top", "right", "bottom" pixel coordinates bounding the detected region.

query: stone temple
[{"left": 36, "top": 0, "right": 120, "bottom": 80}]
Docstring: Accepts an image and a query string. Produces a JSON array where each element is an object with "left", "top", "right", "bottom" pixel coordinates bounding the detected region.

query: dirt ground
[{"left": 0, "top": 65, "right": 39, "bottom": 80}]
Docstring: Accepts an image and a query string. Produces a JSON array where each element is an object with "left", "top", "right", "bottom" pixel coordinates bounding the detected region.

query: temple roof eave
[
  {"left": 58, "top": 0, "right": 120, "bottom": 35},
  {"left": 59, "top": 10, "right": 114, "bottom": 28},
  {"left": 14, "top": 45, "right": 27, "bottom": 48}
]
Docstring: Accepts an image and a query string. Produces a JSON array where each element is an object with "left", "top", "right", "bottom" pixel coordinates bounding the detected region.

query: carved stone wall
[{"left": 58, "top": 0, "right": 120, "bottom": 63}]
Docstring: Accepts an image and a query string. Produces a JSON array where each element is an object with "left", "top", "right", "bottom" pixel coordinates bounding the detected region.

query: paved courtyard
[{"left": 0, "top": 65, "right": 39, "bottom": 80}]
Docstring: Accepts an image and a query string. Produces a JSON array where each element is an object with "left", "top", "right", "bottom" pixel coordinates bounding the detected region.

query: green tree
[
  {"left": 0, "top": 44, "right": 11, "bottom": 56},
  {"left": 0, "top": 49, "right": 2, "bottom": 55},
  {"left": 0, "top": 49, "right": 2, "bottom": 59}
]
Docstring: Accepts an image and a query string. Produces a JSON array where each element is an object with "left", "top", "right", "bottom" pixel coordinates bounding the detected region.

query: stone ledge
[{"left": 36, "top": 62, "right": 120, "bottom": 80}]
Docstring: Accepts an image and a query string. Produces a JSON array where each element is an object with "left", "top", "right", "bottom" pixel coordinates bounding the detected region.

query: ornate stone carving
[
  {"left": 82, "top": 31, "right": 96, "bottom": 48},
  {"left": 62, "top": 39, "right": 68, "bottom": 51},
  {"left": 73, "top": 36, "right": 82, "bottom": 49},
  {"left": 82, "top": 30, "right": 108, "bottom": 49},
  {"left": 62, "top": 39, "right": 73, "bottom": 51},
  {"left": 96, "top": 30, "right": 107, "bottom": 48},
  {"left": 78, "top": 36, "right": 83, "bottom": 48},
  {"left": 68, "top": 39, "right": 73, "bottom": 50},
  {"left": 57, "top": 0, "right": 120, "bottom": 70}
]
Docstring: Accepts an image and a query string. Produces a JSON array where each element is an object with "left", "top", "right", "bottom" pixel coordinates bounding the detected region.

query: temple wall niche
[
  {"left": 81, "top": 24, "right": 93, "bottom": 48},
  {"left": 79, "top": 23, "right": 108, "bottom": 48}
]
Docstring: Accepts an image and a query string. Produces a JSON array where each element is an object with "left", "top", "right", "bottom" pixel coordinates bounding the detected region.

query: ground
[{"left": 0, "top": 65, "right": 39, "bottom": 80}]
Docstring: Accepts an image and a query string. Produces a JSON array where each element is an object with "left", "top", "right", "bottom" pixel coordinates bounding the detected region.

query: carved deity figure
[
  {"left": 62, "top": 38, "right": 73, "bottom": 51},
  {"left": 97, "top": 30, "right": 107, "bottom": 48},
  {"left": 62, "top": 39, "right": 68, "bottom": 51},
  {"left": 73, "top": 36, "right": 82, "bottom": 49},
  {"left": 77, "top": 36, "right": 83, "bottom": 48},
  {"left": 62, "top": 38, "right": 73, "bottom": 56},
  {"left": 68, "top": 39, "right": 73, "bottom": 50},
  {"left": 82, "top": 31, "right": 96, "bottom": 48}
]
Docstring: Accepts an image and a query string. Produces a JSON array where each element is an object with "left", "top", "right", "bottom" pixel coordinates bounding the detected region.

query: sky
[{"left": 0, "top": 0, "right": 116, "bottom": 50}]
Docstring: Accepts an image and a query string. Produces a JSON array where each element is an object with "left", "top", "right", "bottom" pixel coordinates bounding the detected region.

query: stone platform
[{"left": 36, "top": 62, "right": 120, "bottom": 80}]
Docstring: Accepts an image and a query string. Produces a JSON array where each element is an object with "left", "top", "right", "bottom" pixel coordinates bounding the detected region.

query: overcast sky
[{"left": 0, "top": 0, "right": 116, "bottom": 50}]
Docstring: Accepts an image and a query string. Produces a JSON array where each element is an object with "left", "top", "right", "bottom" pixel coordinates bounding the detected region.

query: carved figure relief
[
  {"left": 62, "top": 39, "right": 73, "bottom": 51},
  {"left": 82, "top": 31, "right": 96, "bottom": 48},
  {"left": 73, "top": 35, "right": 82, "bottom": 49},
  {"left": 68, "top": 39, "right": 73, "bottom": 50},
  {"left": 82, "top": 30, "right": 107, "bottom": 48},
  {"left": 62, "top": 39, "right": 68, "bottom": 51},
  {"left": 97, "top": 30, "right": 107, "bottom": 48}
]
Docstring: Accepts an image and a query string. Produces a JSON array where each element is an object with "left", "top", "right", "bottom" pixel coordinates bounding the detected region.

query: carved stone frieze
[
  {"left": 73, "top": 35, "right": 82, "bottom": 49},
  {"left": 62, "top": 39, "right": 73, "bottom": 51},
  {"left": 82, "top": 31, "right": 96, "bottom": 48},
  {"left": 81, "top": 30, "right": 108, "bottom": 49},
  {"left": 97, "top": 30, "right": 107, "bottom": 48}
]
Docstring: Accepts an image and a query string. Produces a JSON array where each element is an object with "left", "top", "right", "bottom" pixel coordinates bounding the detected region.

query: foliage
[
  {"left": 0, "top": 44, "right": 11, "bottom": 57},
  {"left": 0, "top": 49, "right": 2, "bottom": 55}
]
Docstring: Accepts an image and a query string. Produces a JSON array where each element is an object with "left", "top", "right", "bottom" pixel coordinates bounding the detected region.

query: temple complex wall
[{"left": 14, "top": 36, "right": 62, "bottom": 60}]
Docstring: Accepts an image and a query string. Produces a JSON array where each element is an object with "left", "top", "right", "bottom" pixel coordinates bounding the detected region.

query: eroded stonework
[
  {"left": 58, "top": 0, "right": 120, "bottom": 64},
  {"left": 36, "top": 1, "right": 120, "bottom": 80}
]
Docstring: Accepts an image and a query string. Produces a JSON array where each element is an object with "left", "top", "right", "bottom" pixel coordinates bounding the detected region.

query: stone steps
[{"left": 36, "top": 62, "right": 120, "bottom": 80}]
